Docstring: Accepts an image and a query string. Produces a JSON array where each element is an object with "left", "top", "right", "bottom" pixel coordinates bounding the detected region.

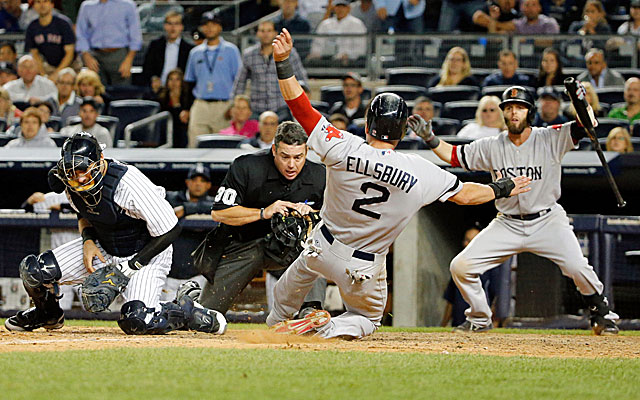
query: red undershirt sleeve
[{"left": 284, "top": 92, "right": 323, "bottom": 135}]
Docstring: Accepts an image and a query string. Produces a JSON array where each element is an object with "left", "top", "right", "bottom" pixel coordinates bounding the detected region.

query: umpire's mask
[{"left": 57, "top": 132, "right": 106, "bottom": 207}]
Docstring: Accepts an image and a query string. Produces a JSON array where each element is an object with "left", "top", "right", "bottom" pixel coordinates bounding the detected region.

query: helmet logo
[{"left": 510, "top": 88, "right": 518, "bottom": 98}]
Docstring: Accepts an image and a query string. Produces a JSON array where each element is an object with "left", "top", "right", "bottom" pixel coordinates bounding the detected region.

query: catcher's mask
[{"left": 57, "top": 132, "right": 105, "bottom": 206}]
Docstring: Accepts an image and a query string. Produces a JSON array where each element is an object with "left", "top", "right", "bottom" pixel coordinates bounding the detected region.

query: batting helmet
[
  {"left": 499, "top": 86, "right": 536, "bottom": 125},
  {"left": 366, "top": 93, "right": 409, "bottom": 142},
  {"left": 57, "top": 132, "right": 105, "bottom": 206}
]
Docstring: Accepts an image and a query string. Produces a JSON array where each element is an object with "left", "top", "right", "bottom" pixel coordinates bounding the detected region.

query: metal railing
[{"left": 123, "top": 111, "right": 173, "bottom": 149}]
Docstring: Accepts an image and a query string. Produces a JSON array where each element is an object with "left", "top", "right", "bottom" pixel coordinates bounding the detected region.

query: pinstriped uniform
[{"left": 52, "top": 163, "right": 178, "bottom": 309}]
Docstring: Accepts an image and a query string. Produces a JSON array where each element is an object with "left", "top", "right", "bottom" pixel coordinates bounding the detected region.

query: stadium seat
[
  {"left": 632, "top": 120, "right": 640, "bottom": 137},
  {"left": 46, "top": 116, "right": 61, "bottom": 132},
  {"left": 431, "top": 117, "right": 461, "bottom": 136},
  {"left": 613, "top": 68, "right": 640, "bottom": 81},
  {"left": 0, "top": 117, "right": 6, "bottom": 133},
  {"left": 395, "top": 137, "right": 421, "bottom": 150},
  {"left": 594, "top": 137, "right": 638, "bottom": 150},
  {"left": 196, "top": 134, "right": 244, "bottom": 148},
  {"left": 484, "top": 85, "right": 536, "bottom": 99},
  {"left": 385, "top": 67, "right": 438, "bottom": 88},
  {"left": 595, "top": 87, "right": 625, "bottom": 106},
  {"left": 471, "top": 68, "right": 492, "bottom": 83},
  {"left": 516, "top": 68, "right": 538, "bottom": 84},
  {"left": 575, "top": 138, "right": 593, "bottom": 151},
  {"left": 441, "top": 100, "right": 480, "bottom": 122},
  {"left": 48, "top": 132, "right": 70, "bottom": 147},
  {"left": 13, "top": 101, "right": 29, "bottom": 111},
  {"left": 427, "top": 85, "right": 480, "bottom": 103},
  {"left": 594, "top": 118, "right": 629, "bottom": 138},
  {"left": 311, "top": 100, "right": 330, "bottom": 115},
  {"left": 563, "top": 68, "right": 586, "bottom": 80},
  {"left": 65, "top": 115, "right": 120, "bottom": 139},
  {"left": 105, "top": 85, "right": 152, "bottom": 101},
  {"left": 320, "top": 86, "right": 372, "bottom": 105},
  {"left": 374, "top": 85, "right": 428, "bottom": 102},
  {"left": 107, "top": 100, "right": 160, "bottom": 147},
  {"left": 0, "top": 133, "right": 16, "bottom": 146},
  {"left": 610, "top": 102, "right": 626, "bottom": 111}
]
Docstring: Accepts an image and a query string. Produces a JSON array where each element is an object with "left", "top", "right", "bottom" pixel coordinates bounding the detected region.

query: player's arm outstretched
[{"left": 407, "top": 114, "right": 531, "bottom": 204}]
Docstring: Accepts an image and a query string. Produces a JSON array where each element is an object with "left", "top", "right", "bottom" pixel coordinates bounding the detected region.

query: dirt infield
[{"left": 2, "top": 326, "right": 640, "bottom": 358}]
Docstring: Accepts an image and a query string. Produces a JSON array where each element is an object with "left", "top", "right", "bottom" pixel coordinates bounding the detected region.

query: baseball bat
[{"left": 564, "top": 77, "right": 626, "bottom": 208}]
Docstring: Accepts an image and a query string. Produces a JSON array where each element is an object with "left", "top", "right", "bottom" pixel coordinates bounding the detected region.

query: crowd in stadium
[{"left": 0, "top": 0, "right": 638, "bottom": 152}]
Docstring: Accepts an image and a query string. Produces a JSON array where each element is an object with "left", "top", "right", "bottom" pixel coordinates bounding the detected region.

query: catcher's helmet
[
  {"left": 366, "top": 93, "right": 409, "bottom": 142},
  {"left": 57, "top": 132, "right": 105, "bottom": 206},
  {"left": 499, "top": 86, "right": 536, "bottom": 124}
]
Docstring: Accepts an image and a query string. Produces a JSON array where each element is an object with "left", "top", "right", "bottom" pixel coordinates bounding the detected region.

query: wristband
[
  {"left": 81, "top": 227, "right": 98, "bottom": 243},
  {"left": 425, "top": 134, "right": 440, "bottom": 149},
  {"left": 275, "top": 59, "right": 294, "bottom": 80},
  {"left": 488, "top": 177, "right": 515, "bottom": 199},
  {"left": 260, "top": 208, "right": 265, "bottom": 220}
]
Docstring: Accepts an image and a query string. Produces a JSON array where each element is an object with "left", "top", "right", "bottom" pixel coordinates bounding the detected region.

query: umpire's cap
[
  {"left": 366, "top": 93, "right": 409, "bottom": 142},
  {"left": 499, "top": 86, "right": 535, "bottom": 124}
]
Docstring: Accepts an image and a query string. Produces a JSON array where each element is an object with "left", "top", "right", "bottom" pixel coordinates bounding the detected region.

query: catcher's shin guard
[
  {"left": 177, "top": 296, "right": 227, "bottom": 334},
  {"left": 583, "top": 293, "right": 620, "bottom": 335}
]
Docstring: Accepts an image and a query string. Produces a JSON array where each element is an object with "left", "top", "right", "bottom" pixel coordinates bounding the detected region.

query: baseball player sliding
[
  {"left": 265, "top": 29, "right": 531, "bottom": 339},
  {"left": 415, "top": 85, "right": 619, "bottom": 335},
  {"left": 5, "top": 132, "right": 226, "bottom": 335}
]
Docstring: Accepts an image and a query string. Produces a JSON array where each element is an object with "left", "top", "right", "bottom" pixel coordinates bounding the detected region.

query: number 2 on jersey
[{"left": 351, "top": 182, "right": 390, "bottom": 220}]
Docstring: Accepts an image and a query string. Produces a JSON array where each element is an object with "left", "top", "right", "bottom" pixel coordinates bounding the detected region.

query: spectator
[
  {"left": 351, "top": 0, "right": 378, "bottom": 32},
  {"left": 0, "top": 42, "right": 17, "bottom": 65},
  {"left": 329, "top": 112, "right": 348, "bottom": 130},
  {"left": 373, "top": 0, "right": 425, "bottom": 33},
  {"left": 75, "top": 0, "right": 143, "bottom": 85},
  {"left": 3, "top": 55, "right": 58, "bottom": 104},
  {"left": 532, "top": 87, "right": 568, "bottom": 127},
  {"left": 184, "top": 11, "right": 242, "bottom": 147},
  {"left": 413, "top": 96, "right": 435, "bottom": 121},
  {"left": 35, "top": 100, "right": 56, "bottom": 131},
  {"left": 233, "top": 20, "right": 308, "bottom": 116},
  {"left": 297, "top": 0, "right": 329, "bottom": 29},
  {"left": 0, "top": 0, "right": 22, "bottom": 32},
  {"left": 482, "top": 50, "right": 532, "bottom": 87},
  {"left": 161, "top": 165, "right": 212, "bottom": 302},
  {"left": 472, "top": 0, "right": 519, "bottom": 33},
  {"left": 327, "top": 72, "right": 367, "bottom": 124},
  {"left": 608, "top": 77, "right": 640, "bottom": 123},
  {"left": 513, "top": 0, "right": 559, "bottom": 34},
  {"left": 25, "top": 0, "right": 75, "bottom": 81},
  {"left": 568, "top": 0, "right": 610, "bottom": 36},
  {"left": 0, "top": 86, "right": 22, "bottom": 126},
  {"left": 5, "top": 107, "right": 56, "bottom": 147},
  {"left": 428, "top": 47, "right": 478, "bottom": 88},
  {"left": 308, "top": 0, "right": 367, "bottom": 63},
  {"left": 219, "top": 95, "right": 259, "bottom": 137},
  {"left": 457, "top": 95, "right": 506, "bottom": 139},
  {"left": 52, "top": 67, "right": 81, "bottom": 125},
  {"left": 75, "top": 69, "right": 108, "bottom": 107},
  {"left": 605, "top": 127, "right": 634, "bottom": 153},
  {"left": 438, "top": 0, "right": 485, "bottom": 32},
  {"left": 141, "top": 11, "right": 194, "bottom": 89},
  {"left": 241, "top": 111, "right": 279, "bottom": 150},
  {"left": 60, "top": 96, "right": 112, "bottom": 146},
  {"left": 565, "top": 81, "right": 607, "bottom": 119},
  {"left": 617, "top": 0, "right": 640, "bottom": 36},
  {"left": 535, "top": 47, "right": 565, "bottom": 88},
  {"left": 156, "top": 68, "right": 189, "bottom": 148},
  {"left": 274, "top": 0, "right": 312, "bottom": 33},
  {"left": 0, "top": 62, "right": 17, "bottom": 86},
  {"left": 576, "top": 48, "right": 625, "bottom": 89}
]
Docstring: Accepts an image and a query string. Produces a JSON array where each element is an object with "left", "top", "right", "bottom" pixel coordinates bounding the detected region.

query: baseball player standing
[
  {"left": 414, "top": 85, "right": 619, "bottom": 335},
  {"left": 265, "top": 29, "right": 531, "bottom": 339},
  {"left": 5, "top": 132, "right": 226, "bottom": 335}
]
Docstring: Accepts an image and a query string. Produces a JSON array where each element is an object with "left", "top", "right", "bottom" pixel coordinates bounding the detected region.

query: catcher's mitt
[
  {"left": 264, "top": 210, "right": 320, "bottom": 267},
  {"left": 81, "top": 264, "right": 130, "bottom": 313}
]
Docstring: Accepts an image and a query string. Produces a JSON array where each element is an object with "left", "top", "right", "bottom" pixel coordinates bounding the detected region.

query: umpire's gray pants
[
  {"left": 91, "top": 48, "right": 130, "bottom": 86},
  {"left": 199, "top": 238, "right": 326, "bottom": 314}
]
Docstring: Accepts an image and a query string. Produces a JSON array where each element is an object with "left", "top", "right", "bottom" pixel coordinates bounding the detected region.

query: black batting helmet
[
  {"left": 57, "top": 132, "right": 105, "bottom": 206},
  {"left": 499, "top": 86, "right": 536, "bottom": 124},
  {"left": 366, "top": 93, "right": 409, "bottom": 142}
]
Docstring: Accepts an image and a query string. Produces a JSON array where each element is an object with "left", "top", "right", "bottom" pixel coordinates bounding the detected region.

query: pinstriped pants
[{"left": 52, "top": 238, "right": 173, "bottom": 310}]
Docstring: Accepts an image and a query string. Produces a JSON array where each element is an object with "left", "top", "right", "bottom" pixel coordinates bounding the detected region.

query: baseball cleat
[
  {"left": 176, "top": 280, "right": 202, "bottom": 303},
  {"left": 591, "top": 315, "right": 619, "bottom": 336},
  {"left": 4, "top": 307, "right": 64, "bottom": 332},
  {"left": 272, "top": 309, "right": 331, "bottom": 335},
  {"left": 453, "top": 320, "right": 493, "bottom": 333}
]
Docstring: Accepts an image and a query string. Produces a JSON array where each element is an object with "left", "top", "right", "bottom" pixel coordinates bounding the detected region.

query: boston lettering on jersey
[
  {"left": 346, "top": 156, "right": 418, "bottom": 193},
  {"left": 493, "top": 166, "right": 543, "bottom": 180}
]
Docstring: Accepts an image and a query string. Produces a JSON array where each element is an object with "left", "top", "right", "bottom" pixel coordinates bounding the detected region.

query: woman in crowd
[
  {"left": 219, "top": 95, "right": 259, "bottom": 137},
  {"left": 536, "top": 48, "right": 566, "bottom": 88},
  {"left": 456, "top": 95, "right": 506, "bottom": 139},
  {"left": 0, "top": 87, "right": 22, "bottom": 129},
  {"left": 76, "top": 69, "right": 109, "bottom": 109},
  {"left": 568, "top": 0, "right": 611, "bottom": 35},
  {"left": 428, "top": 47, "right": 478, "bottom": 88},
  {"left": 155, "top": 68, "right": 189, "bottom": 148},
  {"left": 5, "top": 107, "right": 56, "bottom": 147},
  {"left": 606, "top": 127, "right": 634, "bottom": 153}
]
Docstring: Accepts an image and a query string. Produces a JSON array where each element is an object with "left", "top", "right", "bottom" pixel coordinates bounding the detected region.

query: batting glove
[{"left": 408, "top": 114, "right": 439, "bottom": 149}]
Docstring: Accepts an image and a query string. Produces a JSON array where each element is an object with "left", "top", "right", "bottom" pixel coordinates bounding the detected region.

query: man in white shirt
[
  {"left": 3, "top": 55, "right": 57, "bottom": 104},
  {"left": 241, "top": 111, "right": 279, "bottom": 150},
  {"left": 61, "top": 97, "right": 112, "bottom": 147},
  {"left": 308, "top": 0, "right": 367, "bottom": 62}
]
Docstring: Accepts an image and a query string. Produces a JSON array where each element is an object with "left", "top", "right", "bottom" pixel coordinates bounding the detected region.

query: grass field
[{"left": 1, "top": 320, "right": 639, "bottom": 400}]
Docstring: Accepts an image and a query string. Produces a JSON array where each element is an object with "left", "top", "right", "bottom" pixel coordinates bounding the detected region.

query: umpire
[
  {"left": 198, "top": 121, "right": 326, "bottom": 315},
  {"left": 162, "top": 164, "right": 214, "bottom": 301}
]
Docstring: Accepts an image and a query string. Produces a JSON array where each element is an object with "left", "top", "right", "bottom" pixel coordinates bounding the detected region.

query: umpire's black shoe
[
  {"left": 4, "top": 307, "right": 64, "bottom": 332},
  {"left": 453, "top": 320, "right": 493, "bottom": 333},
  {"left": 591, "top": 315, "right": 619, "bottom": 336}
]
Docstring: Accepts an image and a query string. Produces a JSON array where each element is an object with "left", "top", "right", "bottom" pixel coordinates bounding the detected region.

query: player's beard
[{"left": 505, "top": 116, "right": 527, "bottom": 135}]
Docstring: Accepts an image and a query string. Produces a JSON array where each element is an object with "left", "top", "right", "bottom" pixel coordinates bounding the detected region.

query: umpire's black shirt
[{"left": 212, "top": 148, "right": 326, "bottom": 242}]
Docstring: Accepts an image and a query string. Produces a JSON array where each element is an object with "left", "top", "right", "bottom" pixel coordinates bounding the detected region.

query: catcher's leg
[{"left": 5, "top": 251, "right": 64, "bottom": 331}]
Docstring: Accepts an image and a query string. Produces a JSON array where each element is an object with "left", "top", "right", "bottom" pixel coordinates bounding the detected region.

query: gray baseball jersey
[
  {"left": 455, "top": 124, "right": 575, "bottom": 215},
  {"left": 308, "top": 116, "right": 463, "bottom": 255}
]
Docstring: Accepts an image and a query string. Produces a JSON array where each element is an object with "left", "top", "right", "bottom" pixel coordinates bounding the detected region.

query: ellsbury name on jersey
[
  {"left": 346, "top": 155, "right": 418, "bottom": 193},
  {"left": 492, "top": 165, "right": 543, "bottom": 180}
]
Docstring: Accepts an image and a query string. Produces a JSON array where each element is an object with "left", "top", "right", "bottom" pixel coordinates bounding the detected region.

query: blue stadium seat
[
  {"left": 441, "top": 100, "right": 480, "bottom": 122},
  {"left": 196, "top": 134, "right": 244, "bottom": 148},
  {"left": 471, "top": 69, "right": 492, "bottom": 84},
  {"left": 427, "top": 85, "right": 480, "bottom": 103},
  {"left": 46, "top": 116, "right": 61, "bottom": 132},
  {"left": 311, "top": 101, "right": 330, "bottom": 115},
  {"left": 374, "top": 85, "right": 428, "bottom": 102},
  {"left": 385, "top": 67, "right": 438, "bottom": 88},
  {"left": 595, "top": 87, "right": 625, "bottom": 106},
  {"left": 320, "top": 85, "right": 372, "bottom": 105},
  {"left": 594, "top": 118, "right": 629, "bottom": 138},
  {"left": 105, "top": 85, "right": 152, "bottom": 101},
  {"left": 107, "top": 100, "right": 160, "bottom": 147},
  {"left": 431, "top": 117, "right": 461, "bottom": 136}
]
